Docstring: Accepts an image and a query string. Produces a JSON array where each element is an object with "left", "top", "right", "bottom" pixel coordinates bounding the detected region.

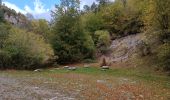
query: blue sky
[
  {"left": 2, "top": 0, "right": 98, "bottom": 21},
  {"left": 3, "top": 0, "right": 60, "bottom": 10}
]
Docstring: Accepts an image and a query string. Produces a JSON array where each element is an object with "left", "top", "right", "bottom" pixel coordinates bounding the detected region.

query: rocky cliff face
[
  {"left": 110, "top": 34, "right": 142, "bottom": 62},
  {"left": 4, "top": 13, "right": 30, "bottom": 28},
  {"left": 1, "top": 5, "right": 30, "bottom": 28},
  {"left": 103, "top": 33, "right": 145, "bottom": 64}
]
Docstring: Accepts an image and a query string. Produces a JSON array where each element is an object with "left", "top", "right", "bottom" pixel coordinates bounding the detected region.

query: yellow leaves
[{"left": 7, "top": 27, "right": 54, "bottom": 64}]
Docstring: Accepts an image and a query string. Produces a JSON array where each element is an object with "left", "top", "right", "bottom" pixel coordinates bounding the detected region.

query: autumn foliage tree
[{"left": 142, "top": 0, "right": 170, "bottom": 71}]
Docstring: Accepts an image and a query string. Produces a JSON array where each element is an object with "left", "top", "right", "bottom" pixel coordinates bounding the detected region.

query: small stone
[
  {"left": 63, "top": 66, "right": 69, "bottom": 69},
  {"left": 34, "top": 87, "right": 39, "bottom": 89},
  {"left": 101, "top": 66, "right": 109, "bottom": 69},
  {"left": 34, "top": 69, "right": 42, "bottom": 72},
  {"left": 97, "top": 80, "right": 106, "bottom": 83},
  {"left": 139, "top": 95, "right": 144, "bottom": 98},
  {"left": 68, "top": 67, "right": 77, "bottom": 71},
  {"left": 84, "top": 65, "right": 89, "bottom": 68}
]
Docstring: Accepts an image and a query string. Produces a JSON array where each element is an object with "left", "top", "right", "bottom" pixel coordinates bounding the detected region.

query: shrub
[
  {"left": 0, "top": 8, "right": 4, "bottom": 22},
  {"left": 95, "top": 30, "right": 111, "bottom": 55},
  {"left": 3, "top": 28, "right": 54, "bottom": 69},
  {"left": 0, "top": 23, "right": 11, "bottom": 69},
  {"left": 157, "top": 43, "right": 170, "bottom": 71},
  {"left": 0, "top": 50, "right": 11, "bottom": 69},
  {"left": 0, "top": 23, "right": 11, "bottom": 48}
]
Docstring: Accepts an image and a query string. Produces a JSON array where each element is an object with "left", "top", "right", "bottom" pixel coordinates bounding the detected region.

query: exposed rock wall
[
  {"left": 1, "top": 5, "right": 30, "bottom": 28},
  {"left": 4, "top": 12, "right": 30, "bottom": 28},
  {"left": 107, "top": 33, "right": 144, "bottom": 63}
]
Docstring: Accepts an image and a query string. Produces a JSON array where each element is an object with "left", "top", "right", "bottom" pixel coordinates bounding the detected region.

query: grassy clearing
[
  {"left": 0, "top": 66, "right": 170, "bottom": 100},
  {"left": 46, "top": 67, "right": 170, "bottom": 88}
]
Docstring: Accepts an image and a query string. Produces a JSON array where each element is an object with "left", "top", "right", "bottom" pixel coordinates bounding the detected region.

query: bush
[
  {"left": 3, "top": 28, "right": 54, "bottom": 69},
  {"left": 0, "top": 23, "right": 11, "bottom": 69},
  {"left": 157, "top": 43, "right": 170, "bottom": 71},
  {"left": 52, "top": 31, "right": 95, "bottom": 63},
  {"left": 95, "top": 30, "right": 111, "bottom": 54},
  {"left": 0, "top": 23, "right": 11, "bottom": 48},
  {"left": 0, "top": 50, "right": 11, "bottom": 69},
  {"left": 0, "top": 8, "right": 4, "bottom": 22}
]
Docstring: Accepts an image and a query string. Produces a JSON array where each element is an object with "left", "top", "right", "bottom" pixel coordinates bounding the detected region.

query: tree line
[{"left": 0, "top": 0, "right": 170, "bottom": 71}]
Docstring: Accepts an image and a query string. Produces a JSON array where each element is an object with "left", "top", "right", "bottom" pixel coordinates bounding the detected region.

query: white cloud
[
  {"left": 24, "top": 5, "right": 33, "bottom": 13},
  {"left": 2, "top": 1, "right": 27, "bottom": 14},
  {"left": 2, "top": 0, "right": 115, "bottom": 21},
  {"left": 3, "top": 0, "right": 51, "bottom": 21},
  {"left": 34, "top": 12, "right": 52, "bottom": 21},
  {"left": 80, "top": 0, "right": 96, "bottom": 9},
  {"left": 24, "top": 0, "right": 51, "bottom": 21},
  {"left": 80, "top": 0, "right": 95, "bottom": 6},
  {"left": 24, "top": 0, "right": 49, "bottom": 14}
]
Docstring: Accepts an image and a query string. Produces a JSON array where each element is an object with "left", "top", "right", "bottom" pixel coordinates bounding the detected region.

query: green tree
[
  {"left": 95, "top": 30, "right": 111, "bottom": 54},
  {"left": 51, "top": 0, "right": 95, "bottom": 63},
  {"left": 146, "top": 0, "right": 170, "bottom": 71},
  {"left": 0, "top": 6, "right": 4, "bottom": 22},
  {"left": 157, "top": 43, "right": 170, "bottom": 71},
  {"left": 98, "top": 0, "right": 143, "bottom": 38},
  {"left": 154, "top": 0, "right": 170, "bottom": 42},
  {"left": 83, "top": 5, "right": 91, "bottom": 12},
  {"left": 0, "top": 23, "right": 11, "bottom": 48},
  {"left": 143, "top": 0, "right": 170, "bottom": 39},
  {"left": 96, "top": 0, "right": 109, "bottom": 6},
  {"left": 81, "top": 12, "right": 103, "bottom": 35},
  {"left": 0, "top": 23, "right": 11, "bottom": 68},
  {"left": 30, "top": 19, "right": 50, "bottom": 41},
  {"left": 91, "top": 2, "right": 98, "bottom": 13}
]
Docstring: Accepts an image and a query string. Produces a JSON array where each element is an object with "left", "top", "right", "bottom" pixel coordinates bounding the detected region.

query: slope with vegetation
[
  {"left": 0, "top": 5, "right": 54, "bottom": 69},
  {"left": 0, "top": 0, "right": 170, "bottom": 73},
  {"left": 0, "top": 0, "right": 170, "bottom": 99}
]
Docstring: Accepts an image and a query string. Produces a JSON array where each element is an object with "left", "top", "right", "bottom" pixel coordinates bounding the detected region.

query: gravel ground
[
  {"left": 0, "top": 73, "right": 76, "bottom": 100},
  {"left": 0, "top": 70, "right": 169, "bottom": 100}
]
